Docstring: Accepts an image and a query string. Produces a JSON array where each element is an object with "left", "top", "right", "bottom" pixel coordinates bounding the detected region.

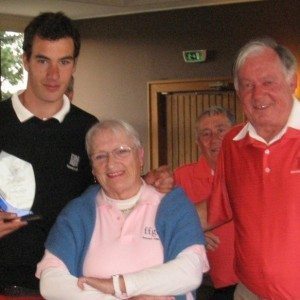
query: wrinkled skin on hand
[
  {"left": 144, "top": 165, "right": 174, "bottom": 194},
  {"left": 205, "top": 231, "right": 220, "bottom": 251},
  {"left": 78, "top": 276, "right": 173, "bottom": 300},
  {"left": 78, "top": 277, "right": 115, "bottom": 294}
]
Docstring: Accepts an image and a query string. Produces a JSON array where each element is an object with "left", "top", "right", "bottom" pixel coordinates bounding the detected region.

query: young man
[
  {"left": 0, "top": 12, "right": 98, "bottom": 294},
  {"left": 174, "top": 107, "right": 238, "bottom": 299},
  {"left": 0, "top": 12, "right": 172, "bottom": 295},
  {"left": 208, "top": 38, "right": 299, "bottom": 299}
]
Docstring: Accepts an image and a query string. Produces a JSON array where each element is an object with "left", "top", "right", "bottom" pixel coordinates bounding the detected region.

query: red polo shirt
[
  {"left": 209, "top": 122, "right": 300, "bottom": 299},
  {"left": 174, "top": 156, "right": 238, "bottom": 288}
]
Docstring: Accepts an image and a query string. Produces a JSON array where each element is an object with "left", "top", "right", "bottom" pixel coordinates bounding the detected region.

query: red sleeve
[
  {"left": 208, "top": 144, "right": 232, "bottom": 227},
  {"left": 173, "top": 169, "right": 181, "bottom": 186}
]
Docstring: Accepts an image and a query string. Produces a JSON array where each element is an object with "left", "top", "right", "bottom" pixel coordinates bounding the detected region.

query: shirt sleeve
[
  {"left": 123, "top": 245, "right": 209, "bottom": 297},
  {"left": 208, "top": 144, "right": 233, "bottom": 227},
  {"left": 37, "top": 250, "right": 115, "bottom": 300},
  {"left": 40, "top": 267, "right": 117, "bottom": 300},
  {"left": 36, "top": 250, "right": 69, "bottom": 278}
]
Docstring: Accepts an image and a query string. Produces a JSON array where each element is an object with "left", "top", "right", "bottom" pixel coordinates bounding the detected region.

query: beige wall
[
  {"left": 74, "top": 0, "right": 299, "bottom": 170},
  {"left": 74, "top": 37, "right": 154, "bottom": 170},
  {"left": 1, "top": 1, "right": 299, "bottom": 171},
  {"left": 0, "top": 14, "right": 31, "bottom": 31}
]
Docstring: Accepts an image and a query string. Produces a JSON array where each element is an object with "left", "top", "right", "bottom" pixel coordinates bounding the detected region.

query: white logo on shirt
[{"left": 67, "top": 154, "right": 80, "bottom": 171}]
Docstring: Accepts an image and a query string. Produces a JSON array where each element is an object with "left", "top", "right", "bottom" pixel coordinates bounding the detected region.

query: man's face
[
  {"left": 23, "top": 36, "right": 76, "bottom": 105},
  {"left": 237, "top": 48, "right": 297, "bottom": 140},
  {"left": 197, "top": 114, "right": 232, "bottom": 168}
]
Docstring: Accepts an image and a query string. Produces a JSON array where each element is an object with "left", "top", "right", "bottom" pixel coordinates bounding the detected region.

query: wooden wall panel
[{"left": 149, "top": 78, "right": 243, "bottom": 170}]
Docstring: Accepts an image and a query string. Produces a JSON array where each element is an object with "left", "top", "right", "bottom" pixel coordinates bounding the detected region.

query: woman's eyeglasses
[{"left": 91, "top": 145, "right": 133, "bottom": 164}]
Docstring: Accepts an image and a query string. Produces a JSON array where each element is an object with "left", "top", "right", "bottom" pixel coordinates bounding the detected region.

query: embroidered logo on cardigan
[{"left": 143, "top": 226, "right": 159, "bottom": 240}]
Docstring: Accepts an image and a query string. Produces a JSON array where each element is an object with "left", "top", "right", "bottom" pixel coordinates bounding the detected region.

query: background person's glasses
[{"left": 91, "top": 145, "right": 133, "bottom": 164}]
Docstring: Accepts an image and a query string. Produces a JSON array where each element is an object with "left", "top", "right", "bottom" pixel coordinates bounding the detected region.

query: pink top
[
  {"left": 83, "top": 186, "right": 164, "bottom": 277},
  {"left": 37, "top": 183, "right": 207, "bottom": 299}
]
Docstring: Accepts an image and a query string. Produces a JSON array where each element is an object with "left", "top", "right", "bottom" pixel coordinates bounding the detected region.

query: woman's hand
[{"left": 78, "top": 277, "right": 115, "bottom": 294}]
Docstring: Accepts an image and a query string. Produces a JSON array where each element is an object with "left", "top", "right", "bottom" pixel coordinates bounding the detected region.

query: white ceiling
[{"left": 0, "top": 0, "right": 260, "bottom": 20}]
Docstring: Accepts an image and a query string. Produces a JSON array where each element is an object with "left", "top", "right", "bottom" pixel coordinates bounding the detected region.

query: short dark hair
[
  {"left": 23, "top": 12, "right": 81, "bottom": 59},
  {"left": 197, "top": 106, "right": 235, "bottom": 124}
]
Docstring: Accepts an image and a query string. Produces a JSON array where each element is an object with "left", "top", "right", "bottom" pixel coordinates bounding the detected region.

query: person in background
[
  {"left": 207, "top": 38, "right": 299, "bottom": 299},
  {"left": 0, "top": 12, "right": 173, "bottom": 297},
  {"left": 174, "top": 107, "right": 238, "bottom": 299},
  {"left": 36, "top": 119, "right": 209, "bottom": 300},
  {"left": 65, "top": 75, "right": 74, "bottom": 101}
]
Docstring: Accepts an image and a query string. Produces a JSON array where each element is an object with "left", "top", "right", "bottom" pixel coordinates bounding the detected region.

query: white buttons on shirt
[{"left": 264, "top": 149, "right": 270, "bottom": 173}]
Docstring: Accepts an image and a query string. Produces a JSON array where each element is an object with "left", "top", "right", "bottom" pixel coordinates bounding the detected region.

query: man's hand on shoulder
[{"left": 144, "top": 165, "right": 174, "bottom": 193}]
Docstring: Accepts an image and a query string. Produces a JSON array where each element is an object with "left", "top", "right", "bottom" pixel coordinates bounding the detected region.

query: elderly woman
[{"left": 36, "top": 120, "right": 209, "bottom": 300}]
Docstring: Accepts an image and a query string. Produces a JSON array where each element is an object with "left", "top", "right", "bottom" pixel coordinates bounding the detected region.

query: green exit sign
[{"left": 183, "top": 50, "right": 207, "bottom": 63}]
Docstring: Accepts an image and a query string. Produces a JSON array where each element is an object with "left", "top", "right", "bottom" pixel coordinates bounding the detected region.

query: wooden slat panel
[
  {"left": 216, "top": 93, "right": 223, "bottom": 107},
  {"left": 222, "top": 92, "right": 229, "bottom": 111},
  {"left": 166, "top": 94, "right": 173, "bottom": 168},
  {"left": 190, "top": 94, "right": 198, "bottom": 163},
  {"left": 178, "top": 94, "right": 185, "bottom": 167},
  {"left": 171, "top": 94, "right": 179, "bottom": 169},
  {"left": 209, "top": 93, "right": 215, "bottom": 106},
  {"left": 148, "top": 78, "right": 241, "bottom": 170},
  {"left": 183, "top": 94, "right": 191, "bottom": 165},
  {"left": 202, "top": 93, "right": 209, "bottom": 114}
]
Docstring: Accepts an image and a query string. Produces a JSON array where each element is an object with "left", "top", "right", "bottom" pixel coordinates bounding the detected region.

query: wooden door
[{"left": 148, "top": 78, "right": 243, "bottom": 170}]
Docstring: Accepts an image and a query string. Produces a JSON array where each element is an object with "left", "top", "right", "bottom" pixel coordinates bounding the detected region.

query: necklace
[
  {"left": 102, "top": 188, "right": 142, "bottom": 216},
  {"left": 120, "top": 205, "right": 136, "bottom": 215}
]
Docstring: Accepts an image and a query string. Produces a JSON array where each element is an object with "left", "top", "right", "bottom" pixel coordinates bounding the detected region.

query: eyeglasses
[{"left": 91, "top": 145, "right": 134, "bottom": 164}]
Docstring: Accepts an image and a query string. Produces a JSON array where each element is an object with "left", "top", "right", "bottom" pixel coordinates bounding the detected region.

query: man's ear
[
  {"left": 289, "top": 73, "right": 298, "bottom": 93},
  {"left": 22, "top": 53, "right": 29, "bottom": 72},
  {"left": 196, "top": 138, "right": 203, "bottom": 152}
]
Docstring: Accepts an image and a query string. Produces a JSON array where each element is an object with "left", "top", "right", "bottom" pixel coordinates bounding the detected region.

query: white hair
[
  {"left": 85, "top": 119, "right": 142, "bottom": 157},
  {"left": 233, "top": 37, "right": 297, "bottom": 90}
]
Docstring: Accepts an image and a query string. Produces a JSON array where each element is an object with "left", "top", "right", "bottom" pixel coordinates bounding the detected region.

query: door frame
[{"left": 148, "top": 77, "right": 243, "bottom": 169}]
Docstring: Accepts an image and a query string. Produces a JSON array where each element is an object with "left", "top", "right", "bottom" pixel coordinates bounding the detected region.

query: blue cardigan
[{"left": 45, "top": 185, "right": 205, "bottom": 299}]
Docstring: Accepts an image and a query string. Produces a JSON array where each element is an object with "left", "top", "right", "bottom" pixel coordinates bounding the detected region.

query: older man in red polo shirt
[
  {"left": 174, "top": 106, "right": 238, "bottom": 299},
  {"left": 208, "top": 38, "right": 299, "bottom": 299}
]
